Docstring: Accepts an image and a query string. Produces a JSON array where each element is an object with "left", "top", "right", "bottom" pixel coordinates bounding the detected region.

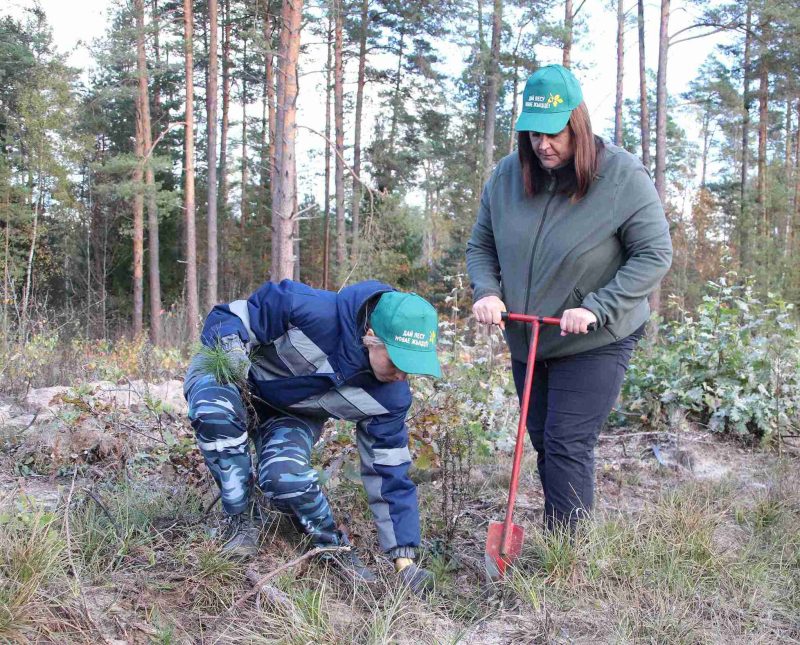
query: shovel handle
[
  {"left": 498, "top": 314, "right": 560, "bottom": 557},
  {"left": 501, "top": 311, "right": 598, "bottom": 332},
  {"left": 497, "top": 311, "right": 598, "bottom": 559}
]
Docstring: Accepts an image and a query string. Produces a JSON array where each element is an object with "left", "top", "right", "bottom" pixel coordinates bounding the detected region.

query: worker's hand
[
  {"left": 218, "top": 334, "right": 252, "bottom": 382},
  {"left": 225, "top": 348, "right": 251, "bottom": 382},
  {"left": 472, "top": 295, "right": 507, "bottom": 330},
  {"left": 560, "top": 307, "right": 597, "bottom": 336}
]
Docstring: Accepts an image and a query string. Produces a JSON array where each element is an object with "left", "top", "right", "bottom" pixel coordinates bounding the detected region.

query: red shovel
[{"left": 484, "top": 312, "right": 595, "bottom": 580}]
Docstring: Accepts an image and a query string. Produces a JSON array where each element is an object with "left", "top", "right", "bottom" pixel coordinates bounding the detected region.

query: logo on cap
[{"left": 394, "top": 329, "right": 432, "bottom": 348}]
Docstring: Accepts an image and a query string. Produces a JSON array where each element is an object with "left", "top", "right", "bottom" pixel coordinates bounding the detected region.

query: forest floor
[{"left": 1, "top": 377, "right": 798, "bottom": 644}]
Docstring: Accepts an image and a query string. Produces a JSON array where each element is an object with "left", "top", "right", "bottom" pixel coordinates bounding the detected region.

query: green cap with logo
[
  {"left": 370, "top": 291, "right": 441, "bottom": 378},
  {"left": 515, "top": 64, "right": 583, "bottom": 134}
]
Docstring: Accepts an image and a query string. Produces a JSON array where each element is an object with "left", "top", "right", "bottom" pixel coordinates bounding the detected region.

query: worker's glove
[
  {"left": 219, "top": 334, "right": 251, "bottom": 383},
  {"left": 395, "top": 557, "right": 434, "bottom": 597}
]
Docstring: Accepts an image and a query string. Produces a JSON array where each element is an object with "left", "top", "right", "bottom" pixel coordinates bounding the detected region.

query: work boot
[
  {"left": 318, "top": 531, "right": 377, "bottom": 584},
  {"left": 397, "top": 562, "right": 435, "bottom": 597},
  {"left": 221, "top": 512, "right": 260, "bottom": 559},
  {"left": 320, "top": 547, "right": 378, "bottom": 584}
]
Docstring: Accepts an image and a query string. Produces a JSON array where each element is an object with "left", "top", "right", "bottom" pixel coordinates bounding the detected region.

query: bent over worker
[{"left": 183, "top": 279, "right": 440, "bottom": 592}]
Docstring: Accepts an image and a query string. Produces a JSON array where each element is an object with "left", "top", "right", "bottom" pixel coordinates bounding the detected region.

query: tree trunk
[
  {"left": 323, "top": 11, "right": 333, "bottom": 289},
  {"left": 700, "top": 112, "right": 710, "bottom": 189},
  {"left": 756, "top": 33, "right": 768, "bottom": 238},
  {"left": 260, "top": 7, "right": 277, "bottom": 282},
  {"left": 266, "top": 17, "right": 276, "bottom": 227},
  {"left": 654, "top": 0, "right": 669, "bottom": 203},
  {"left": 241, "top": 36, "right": 249, "bottom": 287},
  {"left": 507, "top": 19, "right": 527, "bottom": 155},
  {"left": 478, "top": 0, "right": 485, "bottom": 55},
  {"left": 780, "top": 98, "right": 792, "bottom": 263},
  {"left": 260, "top": 73, "right": 268, "bottom": 204},
  {"left": 334, "top": 0, "right": 346, "bottom": 271},
  {"left": 785, "top": 99, "right": 792, "bottom": 179},
  {"left": 509, "top": 57, "right": 519, "bottom": 154},
  {"left": 184, "top": 0, "right": 199, "bottom": 342},
  {"left": 135, "top": 0, "right": 162, "bottom": 345},
  {"left": 739, "top": 1, "right": 752, "bottom": 270},
  {"left": 206, "top": 0, "right": 219, "bottom": 309},
  {"left": 271, "top": 3, "right": 287, "bottom": 279},
  {"left": 271, "top": 0, "right": 303, "bottom": 280},
  {"left": 637, "top": 0, "right": 650, "bottom": 169},
  {"left": 651, "top": 0, "right": 670, "bottom": 329},
  {"left": 482, "top": 0, "right": 502, "bottom": 183},
  {"left": 351, "top": 0, "right": 368, "bottom": 261},
  {"left": 562, "top": 0, "right": 573, "bottom": 68},
  {"left": 474, "top": 0, "right": 485, "bottom": 205},
  {"left": 477, "top": 0, "right": 485, "bottom": 145},
  {"left": 133, "top": 98, "right": 145, "bottom": 339},
  {"left": 795, "top": 98, "right": 800, "bottom": 207},
  {"left": 3, "top": 214, "right": 10, "bottom": 344},
  {"left": 293, "top": 177, "right": 300, "bottom": 280},
  {"left": 388, "top": 30, "right": 405, "bottom": 156},
  {"left": 219, "top": 0, "right": 231, "bottom": 218},
  {"left": 614, "top": 0, "right": 624, "bottom": 146},
  {"left": 21, "top": 176, "right": 44, "bottom": 341},
  {"left": 260, "top": 3, "right": 274, "bottom": 207},
  {"left": 151, "top": 0, "right": 162, "bottom": 126},
  {"left": 791, "top": 99, "right": 799, "bottom": 260}
]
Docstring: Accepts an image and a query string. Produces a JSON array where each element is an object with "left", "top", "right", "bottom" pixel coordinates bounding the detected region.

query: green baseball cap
[
  {"left": 370, "top": 292, "right": 441, "bottom": 378},
  {"left": 515, "top": 64, "right": 583, "bottom": 134}
]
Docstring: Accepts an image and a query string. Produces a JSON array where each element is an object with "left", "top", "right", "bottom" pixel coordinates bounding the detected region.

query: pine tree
[
  {"left": 206, "top": 0, "right": 219, "bottom": 309},
  {"left": 184, "top": 0, "right": 199, "bottom": 342}
]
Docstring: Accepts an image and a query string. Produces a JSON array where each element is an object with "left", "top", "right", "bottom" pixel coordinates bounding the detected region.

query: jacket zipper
[{"left": 522, "top": 174, "right": 558, "bottom": 352}]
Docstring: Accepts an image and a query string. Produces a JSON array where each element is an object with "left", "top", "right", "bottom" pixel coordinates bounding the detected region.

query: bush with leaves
[{"left": 620, "top": 275, "right": 799, "bottom": 443}]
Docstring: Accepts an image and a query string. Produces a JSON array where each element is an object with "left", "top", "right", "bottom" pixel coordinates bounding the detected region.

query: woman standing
[{"left": 467, "top": 64, "right": 672, "bottom": 530}]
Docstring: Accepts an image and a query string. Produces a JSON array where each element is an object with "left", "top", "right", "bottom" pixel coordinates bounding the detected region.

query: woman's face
[{"left": 528, "top": 127, "right": 575, "bottom": 169}]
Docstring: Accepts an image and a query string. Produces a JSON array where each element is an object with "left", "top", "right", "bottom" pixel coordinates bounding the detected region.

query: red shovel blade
[{"left": 484, "top": 520, "right": 525, "bottom": 581}]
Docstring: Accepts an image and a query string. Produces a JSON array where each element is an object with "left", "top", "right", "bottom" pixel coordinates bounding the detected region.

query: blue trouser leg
[
  {"left": 512, "top": 330, "right": 641, "bottom": 530},
  {"left": 254, "top": 418, "right": 340, "bottom": 547},
  {"left": 185, "top": 370, "right": 253, "bottom": 516}
]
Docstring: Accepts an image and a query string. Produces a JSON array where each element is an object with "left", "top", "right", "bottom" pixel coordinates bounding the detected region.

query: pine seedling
[{"left": 195, "top": 340, "right": 250, "bottom": 386}]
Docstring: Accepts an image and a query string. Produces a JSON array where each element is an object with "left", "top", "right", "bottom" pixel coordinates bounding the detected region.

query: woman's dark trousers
[{"left": 511, "top": 332, "right": 640, "bottom": 531}]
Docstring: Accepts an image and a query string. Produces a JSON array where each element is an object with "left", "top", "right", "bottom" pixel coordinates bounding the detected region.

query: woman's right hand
[{"left": 472, "top": 295, "right": 507, "bottom": 330}]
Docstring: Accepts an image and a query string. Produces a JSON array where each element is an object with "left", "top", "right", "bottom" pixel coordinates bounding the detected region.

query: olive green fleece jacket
[{"left": 466, "top": 142, "right": 673, "bottom": 362}]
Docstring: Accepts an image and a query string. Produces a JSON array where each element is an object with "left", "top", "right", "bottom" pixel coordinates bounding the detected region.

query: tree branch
[
  {"left": 213, "top": 546, "right": 349, "bottom": 626},
  {"left": 297, "top": 124, "right": 383, "bottom": 198},
  {"left": 670, "top": 25, "right": 739, "bottom": 47},
  {"left": 573, "top": 0, "right": 588, "bottom": 19},
  {"left": 669, "top": 16, "right": 744, "bottom": 44}
]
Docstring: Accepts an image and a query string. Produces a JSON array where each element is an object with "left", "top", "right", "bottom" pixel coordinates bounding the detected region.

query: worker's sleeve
[{"left": 580, "top": 168, "right": 673, "bottom": 327}]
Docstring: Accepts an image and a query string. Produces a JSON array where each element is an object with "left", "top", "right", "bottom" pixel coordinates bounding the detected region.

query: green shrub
[{"left": 620, "top": 274, "right": 799, "bottom": 443}]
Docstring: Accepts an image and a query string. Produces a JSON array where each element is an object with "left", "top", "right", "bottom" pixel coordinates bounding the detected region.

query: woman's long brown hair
[{"left": 518, "top": 101, "right": 601, "bottom": 202}]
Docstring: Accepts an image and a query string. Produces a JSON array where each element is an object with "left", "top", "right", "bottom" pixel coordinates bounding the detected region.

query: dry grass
[
  {"left": 0, "top": 501, "right": 97, "bottom": 643},
  {"left": 1, "top": 458, "right": 797, "bottom": 644},
  {"left": 2, "top": 358, "right": 799, "bottom": 645},
  {"left": 501, "top": 469, "right": 800, "bottom": 643}
]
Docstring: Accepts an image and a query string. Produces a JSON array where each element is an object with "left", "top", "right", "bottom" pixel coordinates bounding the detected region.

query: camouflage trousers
[{"left": 185, "top": 373, "right": 340, "bottom": 546}]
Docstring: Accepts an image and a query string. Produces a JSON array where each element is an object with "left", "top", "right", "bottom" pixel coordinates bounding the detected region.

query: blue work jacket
[{"left": 197, "top": 279, "right": 419, "bottom": 554}]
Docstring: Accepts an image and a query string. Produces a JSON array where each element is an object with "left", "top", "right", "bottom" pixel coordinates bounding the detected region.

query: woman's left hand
[{"left": 560, "top": 307, "right": 598, "bottom": 336}]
